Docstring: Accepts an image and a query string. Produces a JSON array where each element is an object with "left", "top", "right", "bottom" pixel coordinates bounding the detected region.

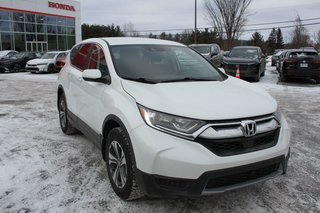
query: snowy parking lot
[{"left": 0, "top": 63, "right": 319, "bottom": 212}]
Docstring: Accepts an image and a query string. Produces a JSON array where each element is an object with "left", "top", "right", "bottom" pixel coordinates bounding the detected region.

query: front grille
[
  {"left": 196, "top": 129, "right": 279, "bottom": 157},
  {"left": 206, "top": 162, "right": 280, "bottom": 189},
  {"left": 27, "top": 67, "right": 39, "bottom": 71}
]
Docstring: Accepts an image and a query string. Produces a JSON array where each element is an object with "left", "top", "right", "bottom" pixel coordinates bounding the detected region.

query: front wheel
[
  {"left": 105, "top": 127, "right": 143, "bottom": 200},
  {"left": 48, "top": 64, "right": 55, "bottom": 73},
  {"left": 12, "top": 64, "right": 21, "bottom": 72}
]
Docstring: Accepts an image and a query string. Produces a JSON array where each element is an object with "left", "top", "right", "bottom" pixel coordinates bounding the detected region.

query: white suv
[{"left": 57, "top": 37, "right": 291, "bottom": 200}]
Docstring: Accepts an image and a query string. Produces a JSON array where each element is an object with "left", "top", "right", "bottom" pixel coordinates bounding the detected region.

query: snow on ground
[{"left": 0, "top": 65, "right": 319, "bottom": 212}]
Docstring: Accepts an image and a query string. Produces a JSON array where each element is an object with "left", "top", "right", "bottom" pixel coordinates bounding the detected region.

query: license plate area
[{"left": 300, "top": 63, "right": 308, "bottom": 68}]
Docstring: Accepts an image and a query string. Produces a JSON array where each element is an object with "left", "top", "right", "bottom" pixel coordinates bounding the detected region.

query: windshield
[
  {"left": 41, "top": 52, "right": 58, "bottom": 59},
  {"left": 9, "top": 52, "right": 26, "bottom": 59},
  {"left": 289, "top": 51, "right": 318, "bottom": 57},
  {"left": 190, "top": 46, "right": 210, "bottom": 54},
  {"left": 110, "top": 45, "right": 224, "bottom": 83},
  {"left": 229, "top": 48, "right": 258, "bottom": 59}
]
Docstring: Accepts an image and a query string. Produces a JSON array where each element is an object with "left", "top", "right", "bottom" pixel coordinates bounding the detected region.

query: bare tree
[
  {"left": 122, "top": 22, "right": 140, "bottom": 37},
  {"left": 290, "top": 14, "right": 311, "bottom": 48},
  {"left": 204, "top": 0, "right": 252, "bottom": 49},
  {"left": 313, "top": 30, "right": 320, "bottom": 50}
]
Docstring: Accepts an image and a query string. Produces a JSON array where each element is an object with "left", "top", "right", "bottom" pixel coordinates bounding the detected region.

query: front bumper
[
  {"left": 130, "top": 116, "right": 291, "bottom": 196},
  {"left": 26, "top": 64, "right": 48, "bottom": 73},
  {"left": 223, "top": 64, "right": 259, "bottom": 78},
  {"left": 135, "top": 153, "right": 289, "bottom": 197}
]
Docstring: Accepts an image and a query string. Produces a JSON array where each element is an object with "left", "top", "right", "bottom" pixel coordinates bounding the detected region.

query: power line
[
  {"left": 138, "top": 22, "right": 320, "bottom": 36},
  {"left": 123, "top": 17, "right": 320, "bottom": 33}
]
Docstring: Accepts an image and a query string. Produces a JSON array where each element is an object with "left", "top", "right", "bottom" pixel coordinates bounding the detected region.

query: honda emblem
[{"left": 241, "top": 120, "right": 257, "bottom": 137}]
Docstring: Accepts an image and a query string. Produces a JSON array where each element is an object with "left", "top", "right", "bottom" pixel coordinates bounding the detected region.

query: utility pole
[{"left": 194, "top": 0, "right": 197, "bottom": 44}]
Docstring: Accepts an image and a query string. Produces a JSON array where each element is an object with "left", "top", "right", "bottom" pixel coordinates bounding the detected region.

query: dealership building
[{"left": 0, "top": 0, "right": 81, "bottom": 52}]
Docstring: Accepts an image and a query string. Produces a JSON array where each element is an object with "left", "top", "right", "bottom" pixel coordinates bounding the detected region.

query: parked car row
[
  {"left": 275, "top": 49, "right": 320, "bottom": 84},
  {"left": 0, "top": 50, "right": 68, "bottom": 73}
]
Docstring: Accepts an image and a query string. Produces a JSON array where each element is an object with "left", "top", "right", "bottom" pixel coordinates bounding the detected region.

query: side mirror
[
  {"left": 82, "top": 69, "right": 110, "bottom": 84},
  {"left": 223, "top": 51, "right": 229, "bottom": 57}
]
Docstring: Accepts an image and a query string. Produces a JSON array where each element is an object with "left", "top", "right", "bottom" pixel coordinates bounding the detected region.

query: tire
[
  {"left": 253, "top": 74, "right": 260, "bottom": 82},
  {"left": 12, "top": 64, "right": 21, "bottom": 73},
  {"left": 105, "top": 127, "right": 143, "bottom": 200},
  {"left": 58, "top": 93, "right": 77, "bottom": 135},
  {"left": 48, "top": 64, "right": 55, "bottom": 73},
  {"left": 279, "top": 71, "right": 286, "bottom": 82},
  {"left": 315, "top": 78, "right": 320, "bottom": 84}
]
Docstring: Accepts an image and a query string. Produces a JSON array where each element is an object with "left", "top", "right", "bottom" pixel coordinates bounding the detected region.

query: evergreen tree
[
  {"left": 276, "top": 28, "right": 284, "bottom": 49},
  {"left": 249, "top": 32, "right": 264, "bottom": 47},
  {"left": 267, "top": 28, "right": 277, "bottom": 54}
]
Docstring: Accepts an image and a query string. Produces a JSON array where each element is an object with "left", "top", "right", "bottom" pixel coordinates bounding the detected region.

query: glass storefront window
[
  {"left": 1, "top": 32, "right": 13, "bottom": 50},
  {"left": 0, "top": 10, "right": 11, "bottom": 20},
  {"left": 0, "top": 9, "right": 76, "bottom": 51},
  {"left": 57, "top": 18, "right": 66, "bottom": 26},
  {"left": 47, "top": 16, "right": 57, "bottom": 25},
  {"left": 0, "top": 21, "right": 11, "bottom": 31},
  {"left": 47, "top": 25, "right": 57, "bottom": 34},
  {"left": 25, "top": 23, "right": 35, "bottom": 32},
  {"left": 37, "top": 24, "right": 46, "bottom": 33},
  {"left": 37, "top": 34, "right": 46, "bottom": 42},
  {"left": 14, "top": 33, "right": 25, "bottom": 51},
  {"left": 13, "top": 12, "right": 24, "bottom": 22},
  {"left": 13, "top": 22, "right": 24, "bottom": 32},
  {"left": 67, "top": 36, "right": 75, "bottom": 49},
  {"left": 36, "top": 15, "right": 47, "bottom": 24},
  {"left": 25, "top": 14, "right": 35, "bottom": 23},
  {"left": 66, "top": 27, "right": 75, "bottom": 35},
  {"left": 26, "top": 33, "right": 36, "bottom": 41},
  {"left": 58, "top": 26, "right": 66, "bottom": 34},
  {"left": 48, "top": 34, "right": 57, "bottom": 51},
  {"left": 66, "top": 18, "right": 75, "bottom": 27},
  {"left": 58, "top": 35, "right": 66, "bottom": 50}
]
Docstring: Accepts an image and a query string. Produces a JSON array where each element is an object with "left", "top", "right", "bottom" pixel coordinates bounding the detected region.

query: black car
[
  {"left": 189, "top": 43, "right": 223, "bottom": 67},
  {"left": 271, "top": 49, "right": 284, "bottom": 66},
  {"left": 222, "top": 46, "right": 266, "bottom": 81},
  {"left": 279, "top": 49, "right": 320, "bottom": 83},
  {"left": 0, "top": 52, "right": 42, "bottom": 73}
]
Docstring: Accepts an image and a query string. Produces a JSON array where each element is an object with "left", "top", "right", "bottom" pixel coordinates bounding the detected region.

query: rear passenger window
[
  {"left": 87, "top": 44, "right": 109, "bottom": 76},
  {"left": 71, "top": 43, "right": 91, "bottom": 70}
]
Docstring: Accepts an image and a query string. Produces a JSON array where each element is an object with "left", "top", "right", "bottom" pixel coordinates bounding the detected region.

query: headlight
[
  {"left": 274, "top": 106, "right": 282, "bottom": 123},
  {"left": 138, "top": 105, "right": 205, "bottom": 136},
  {"left": 37, "top": 63, "right": 48, "bottom": 66}
]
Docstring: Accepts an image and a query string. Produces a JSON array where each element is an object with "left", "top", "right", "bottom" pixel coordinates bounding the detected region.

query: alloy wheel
[{"left": 108, "top": 140, "right": 127, "bottom": 189}]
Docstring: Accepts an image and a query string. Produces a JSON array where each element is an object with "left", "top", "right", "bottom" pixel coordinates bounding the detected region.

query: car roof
[
  {"left": 232, "top": 46, "right": 260, "bottom": 49},
  {"left": 189, "top": 44, "right": 217, "bottom": 47},
  {"left": 98, "top": 37, "right": 185, "bottom": 46}
]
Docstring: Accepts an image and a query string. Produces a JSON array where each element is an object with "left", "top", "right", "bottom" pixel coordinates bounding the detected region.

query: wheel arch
[{"left": 101, "top": 114, "right": 136, "bottom": 164}]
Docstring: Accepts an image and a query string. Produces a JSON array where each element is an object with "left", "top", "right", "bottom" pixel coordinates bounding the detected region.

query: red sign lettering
[{"left": 48, "top": 1, "right": 76, "bottom": 12}]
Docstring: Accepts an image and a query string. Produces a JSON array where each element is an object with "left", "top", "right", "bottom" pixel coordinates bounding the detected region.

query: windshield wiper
[
  {"left": 122, "top": 77, "right": 158, "bottom": 84},
  {"left": 159, "top": 77, "right": 217, "bottom": 83}
]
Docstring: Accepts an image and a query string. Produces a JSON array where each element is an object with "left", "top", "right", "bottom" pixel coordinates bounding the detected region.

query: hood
[
  {"left": 27, "top": 59, "right": 54, "bottom": 65},
  {"left": 121, "top": 77, "right": 277, "bottom": 120},
  {"left": 223, "top": 57, "right": 258, "bottom": 64}
]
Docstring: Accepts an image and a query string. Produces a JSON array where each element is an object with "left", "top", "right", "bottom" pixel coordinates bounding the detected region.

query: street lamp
[{"left": 194, "top": 0, "right": 197, "bottom": 44}]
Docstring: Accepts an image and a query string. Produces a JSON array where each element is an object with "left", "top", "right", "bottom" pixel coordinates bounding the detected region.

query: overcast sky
[{"left": 80, "top": 0, "right": 320, "bottom": 42}]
